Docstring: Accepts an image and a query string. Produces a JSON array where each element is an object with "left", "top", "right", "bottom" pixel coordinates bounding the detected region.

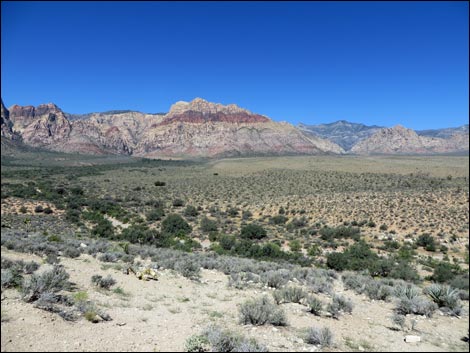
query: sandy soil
[{"left": 1, "top": 248, "right": 468, "bottom": 352}]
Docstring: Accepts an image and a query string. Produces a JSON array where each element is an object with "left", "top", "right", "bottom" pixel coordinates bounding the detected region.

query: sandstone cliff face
[
  {"left": 1, "top": 99, "right": 15, "bottom": 139},
  {"left": 5, "top": 98, "right": 343, "bottom": 157},
  {"left": 351, "top": 125, "right": 469, "bottom": 154},
  {"left": 21, "top": 105, "right": 72, "bottom": 148}
]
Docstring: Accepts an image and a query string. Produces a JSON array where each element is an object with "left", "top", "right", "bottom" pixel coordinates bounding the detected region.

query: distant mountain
[
  {"left": 3, "top": 98, "right": 467, "bottom": 157},
  {"left": 4, "top": 98, "right": 343, "bottom": 158},
  {"left": 351, "top": 125, "right": 469, "bottom": 155},
  {"left": 298, "top": 120, "right": 383, "bottom": 150},
  {"left": 417, "top": 125, "right": 469, "bottom": 139}
]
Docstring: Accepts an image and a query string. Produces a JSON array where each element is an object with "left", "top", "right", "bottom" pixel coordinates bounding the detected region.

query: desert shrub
[
  {"left": 320, "top": 226, "right": 360, "bottom": 241},
  {"left": 424, "top": 284, "right": 461, "bottom": 314},
  {"left": 184, "top": 205, "right": 199, "bottom": 217},
  {"left": 227, "top": 207, "right": 239, "bottom": 217},
  {"left": 76, "top": 300, "right": 112, "bottom": 323},
  {"left": 395, "top": 296, "right": 437, "bottom": 317},
  {"left": 239, "top": 296, "right": 287, "bottom": 326},
  {"left": 228, "top": 272, "right": 261, "bottom": 289},
  {"left": 363, "top": 280, "right": 393, "bottom": 301},
  {"left": 199, "top": 325, "right": 268, "bottom": 352},
  {"left": 64, "top": 247, "right": 81, "bottom": 258},
  {"left": 305, "top": 326, "right": 333, "bottom": 347},
  {"left": 44, "top": 207, "right": 53, "bottom": 214},
  {"left": 286, "top": 216, "right": 308, "bottom": 230},
  {"left": 33, "top": 292, "right": 77, "bottom": 321},
  {"left": 91, "top": 218, "right": 115, "bottom": 239},
  {"left": 1, "top": 268, "right": 23, "bottom": 290},
  {"left": 306, "top": 295, "right": 323, "bottom": 316},
  {"left": 172, "top": 198, "right": 184, "bottom": 207},
  {"left": 270, "top": 215, "right": 288, "bottom": 225},
  {"left": 327, "top": 295, "right": 353, "bottom": 318},
  {"left": 98, "top": 252, "right": 119, "bottom": 263},
  {"left": 184, "top": 334, "right": 210, "bottom": 352},
  {"left": 305, "top": 271, "right": 334, "bottom": 294},
  {"left": 19, "top": 206, "right": 28, "bottom": 213},
  {"left": 262, "top": 269, "right": 291, "bottom": 288},
  {"left": 161, "top": 214, "right": 192, "bottom": 236},
  {"left": 175, "top": 260, "right": 201, "bottom": 280},
  {"left": 154, "top": 181, "right": 166, "bottom": 186},
  {"left": 121, "top": 224, "right": 158, "bottom": 245},
  {"left": 146, "top": 208, "right": 165, "bottom": 222},
  {"left": 22, "top": 261, "right": 40, "bottom": 274},
  {"left": 388, "top": 261, "right": 420, "bottom": 282},
  {"left": 219, "top": 234, "right": 236, "bottom": 251},
  {"left": 289, "top": 240, "right": 301, "bottom": 253},
  {"left": 391, "top": 313, "right": 406, "bottom": 330},
  {"left": 240, "top": 224, "right": 267, "bottom": 240},
  {"left": 417, "top": 233, "right": 436, "bottom": 252},
  {"left": 241, "top": 210, "right": 253, "bottom": 220},
  {"left": 47, "top": 234, "right": 63, "bottom": 242},
  {"left": 449, "top": 273, "right": 469, "bottom": 291},
  {"left": 272, "top": 286, "right": 306, "bottom": 304},
  {"left": 91, "top": 275, "right": 116, "bottom": 290},
  {"left": 200, "top": 217, "right": 218, "bottom": 233},
  {"left": 34, "top": 205, "right": 44, "bottom": 213},
  {"left": 393, "top": 284, "right": 437, "bottom": 317},
  {"left": 22, "top": 265, "right": 70, "bottom": 302},
  {"left": 431, "top": 261, "right": 461, "bottom": 283}
]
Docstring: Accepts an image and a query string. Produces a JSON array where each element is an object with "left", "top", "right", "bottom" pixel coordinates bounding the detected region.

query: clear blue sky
[{"left": 1, "top": 1, "right": 468, "bottom": 129}]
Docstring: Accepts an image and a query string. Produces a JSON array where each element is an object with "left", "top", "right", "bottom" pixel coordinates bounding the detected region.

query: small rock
[
  {"left": 117, "top": 322, "right": 126, "bottom": 326},
  {"left": 358, "top": 346, "right": 365, "bottom": 351},
  {"left": 405, "top": 335, "right": 421, "bottom": 343},
  {"left": 80, "top": 243, "right": 87, "bottom": 248}
]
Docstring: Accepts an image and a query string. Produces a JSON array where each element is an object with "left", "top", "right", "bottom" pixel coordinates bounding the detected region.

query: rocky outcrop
[
  {"left": 351, "top": 125, "right": 469, "bottom": 154},
  {"left": 1, "top": 99, "right": 15, "bottom": 139},
  {"left": 417, "top": 124, "right": 469, "bottom": 139},
  {"left": 298, "top": 120, "right": 383, "bottom": 151},
  {"left": 6, "top": 98, "right": 343, "bottom": 157}
]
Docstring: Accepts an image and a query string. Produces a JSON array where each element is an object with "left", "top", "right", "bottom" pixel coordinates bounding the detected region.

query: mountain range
[{"left": 1, "top": 98, "right": 468, "bottom": 158}]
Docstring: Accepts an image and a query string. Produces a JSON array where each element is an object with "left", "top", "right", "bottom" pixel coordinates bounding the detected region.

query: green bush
[
  {"left": 219, "top": 234, "right": 236, "bottom": 251},
  {"left": 320, "top": 226, "right": 360, "bottom": 242},
  {"left": 161, "top": 214, "right": 192, "bottom": 236},
  {"left": 146, "top": 208, "right": 165, "bottom": 222},
  {"left": 417, "top": 233, "right": 436, "bottom": 252},
  {"left": 91, "top": 218, "right": 115, "bottom": 239},
  {"left": 184, "top": 205, "right": 199, "bottom": 217},
  {"left": 172, "top": 199, "right": 184, "bottom": 207},
  {"left": 200, "top": 217, "right": 218, "bottom": 233},
  {"left": 240, "top": 224, "right": 267, "bottom": 240},
  {"left": 431, "top": 261, "right": 461, "bottom": 283},
  {"left": 270, "top": 215, "right": 288, "bottom": 225}
]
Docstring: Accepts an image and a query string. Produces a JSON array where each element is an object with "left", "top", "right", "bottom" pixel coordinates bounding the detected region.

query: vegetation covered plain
[{"left": 1, "top": 151, "right": 469, "bottom": 352}]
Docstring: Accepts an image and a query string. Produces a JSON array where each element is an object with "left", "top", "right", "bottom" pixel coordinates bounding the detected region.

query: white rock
[
  {"left": 80, "top": 243, "right": 87, "bottom": 248},
  {"left": 405, "top": 335, "right": 421, "bottom": 343}
]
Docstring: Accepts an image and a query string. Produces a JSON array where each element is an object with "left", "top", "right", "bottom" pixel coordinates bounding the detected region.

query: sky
[{"left": 1, "top": 1, "right": 468, "bottom": 129}]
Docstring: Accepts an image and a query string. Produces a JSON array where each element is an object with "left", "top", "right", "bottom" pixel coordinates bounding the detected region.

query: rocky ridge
[
  {"left": 298, "top": 120, "right": 384, "bottom": 150},
  {"left": 4, "top": 98, "right": 344, "bottom": 157},
  {"left": 351, "top": 125, "right": 469, "bottom": 154}
]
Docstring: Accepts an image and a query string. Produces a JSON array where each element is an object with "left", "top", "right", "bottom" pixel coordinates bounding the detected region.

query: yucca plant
[{"left": 424, "top": 284, "right": 461, "bottom": 310}]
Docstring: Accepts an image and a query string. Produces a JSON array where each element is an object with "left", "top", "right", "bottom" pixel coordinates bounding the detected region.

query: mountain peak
[{"left": 164, "top": 98, "right": 270, "bottom": 124}]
